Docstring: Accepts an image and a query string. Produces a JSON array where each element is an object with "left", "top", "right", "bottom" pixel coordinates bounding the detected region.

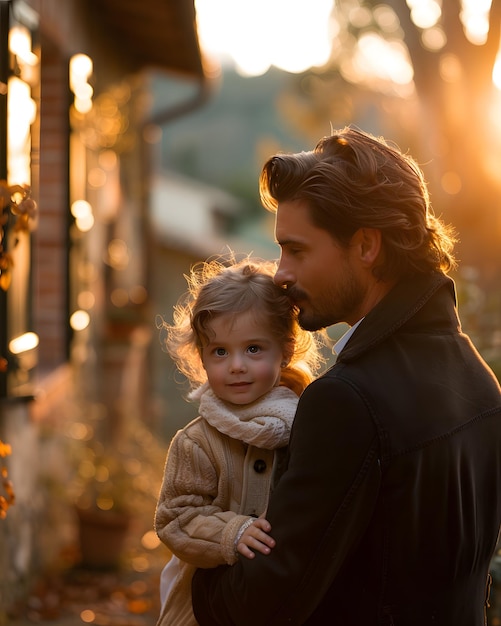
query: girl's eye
[
  {"left": 247, "top": 345, "right": 260, "bottom": 354},
  {"left": 215, "top": 347, "right": 227, "bottom": 356}
]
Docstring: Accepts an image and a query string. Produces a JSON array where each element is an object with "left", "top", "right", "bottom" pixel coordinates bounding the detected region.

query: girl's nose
[{"left": 229, "top": 354, "right": 246, "bottom": 373}]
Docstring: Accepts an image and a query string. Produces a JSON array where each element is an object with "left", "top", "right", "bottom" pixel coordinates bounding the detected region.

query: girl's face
[{"left": 201, "top": 309, "right": 286, "bottom": 405}]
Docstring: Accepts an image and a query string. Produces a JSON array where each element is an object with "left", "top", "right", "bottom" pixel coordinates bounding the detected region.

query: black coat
[{"left": 192, "top": 272, "right": 501, "bottom": 625}]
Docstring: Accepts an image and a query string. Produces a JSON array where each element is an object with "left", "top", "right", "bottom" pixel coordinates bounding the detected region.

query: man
[{"left": 191, "top": 127, "right": 501, "bottom": 625}]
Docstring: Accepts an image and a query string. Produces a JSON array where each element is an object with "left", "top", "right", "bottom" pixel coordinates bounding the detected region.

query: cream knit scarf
[{"left": 190, "top": 384, "right": 298, "bottom": 450}]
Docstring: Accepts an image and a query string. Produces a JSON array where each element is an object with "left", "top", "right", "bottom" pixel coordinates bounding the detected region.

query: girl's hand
[{"left": 236, "top": 517, "right": 276, "bottom": 559}]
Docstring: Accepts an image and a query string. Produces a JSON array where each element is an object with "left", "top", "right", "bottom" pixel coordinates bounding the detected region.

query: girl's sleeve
[{"left": 154, "top": 428, "right": 251, "bottom": 568}]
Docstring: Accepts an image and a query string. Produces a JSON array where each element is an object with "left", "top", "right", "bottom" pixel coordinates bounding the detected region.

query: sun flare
[{"left": 195, "top": 0, "right": 334, "bottom": 77}]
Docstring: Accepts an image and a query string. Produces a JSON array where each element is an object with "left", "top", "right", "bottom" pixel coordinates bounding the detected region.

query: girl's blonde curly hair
[{"left": 157, "top": 256, "right": 325, "bottom": 397}]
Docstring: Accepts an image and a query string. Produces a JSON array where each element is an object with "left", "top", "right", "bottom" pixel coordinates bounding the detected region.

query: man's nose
[{"left": 274, "top": 260, "right": 294, "bottom": 288}]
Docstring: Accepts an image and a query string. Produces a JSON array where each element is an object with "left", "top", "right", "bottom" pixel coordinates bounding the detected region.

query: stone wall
[{"left": 0, "top": 365, "right": 76, "bottom": 618}]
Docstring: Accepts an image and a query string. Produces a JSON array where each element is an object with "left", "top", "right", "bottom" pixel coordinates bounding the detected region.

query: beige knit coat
[{"left": 154, "top": 384, "right": 298, "bottom": 626}]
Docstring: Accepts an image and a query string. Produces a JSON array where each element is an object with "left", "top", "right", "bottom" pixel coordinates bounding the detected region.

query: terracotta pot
[{"left": 75, "top": 506, "right": 130, "bottom": 569}]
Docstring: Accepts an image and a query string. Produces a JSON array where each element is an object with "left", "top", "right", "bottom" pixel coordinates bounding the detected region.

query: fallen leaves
[{"left": 13, "top": 567, "right": 162, "bottom": 625}]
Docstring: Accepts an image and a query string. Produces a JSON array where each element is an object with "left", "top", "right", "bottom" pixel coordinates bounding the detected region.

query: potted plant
[
  {"left": 72, "top": 443, "right": 133, "bottom": 569},
  {"left": 67, "top": 396, "right": 165, "bottom": 570}
]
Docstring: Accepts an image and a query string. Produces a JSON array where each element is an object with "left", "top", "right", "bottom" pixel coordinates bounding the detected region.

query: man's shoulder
[{"left": 300, "top": 366, "right": 374, "bottom": 411}]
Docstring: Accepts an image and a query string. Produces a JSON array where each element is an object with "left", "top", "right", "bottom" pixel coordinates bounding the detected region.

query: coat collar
[{"left": 337, "top": 272, "right": 458, "bottom": 363}]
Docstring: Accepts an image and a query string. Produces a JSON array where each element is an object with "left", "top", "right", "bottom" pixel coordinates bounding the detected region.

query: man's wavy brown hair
[{"left": 260, "top": 127, "right": 457, "bottom": 281}]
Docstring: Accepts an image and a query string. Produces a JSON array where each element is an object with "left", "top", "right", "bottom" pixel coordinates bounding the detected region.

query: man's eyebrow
[{"left": 275, "top": 237, "right": 304, "bottom": 247}]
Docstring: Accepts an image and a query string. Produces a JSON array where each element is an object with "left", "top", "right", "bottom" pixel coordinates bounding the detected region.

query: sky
[
  {"left": 194, "top": 0, "right": 501, "bottom": 91},
  {"left": 194, "top": 0, "right": 335, "bottom": 76}
]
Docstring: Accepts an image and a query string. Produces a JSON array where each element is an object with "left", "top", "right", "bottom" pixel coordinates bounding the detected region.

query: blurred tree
[{"left": 281, "top": 0, "right": 501, "bottom": 290}]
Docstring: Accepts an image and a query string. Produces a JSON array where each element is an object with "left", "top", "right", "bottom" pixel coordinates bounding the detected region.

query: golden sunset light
[
  {"left": 196, "top": 0, "right": 501, "bottom": 90},
  {"left": 195, "top": 0, "right": 334, "bottom": 76}
]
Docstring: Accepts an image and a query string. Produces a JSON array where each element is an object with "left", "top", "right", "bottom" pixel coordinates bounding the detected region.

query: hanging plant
[
  {"left": 0, "top": 438, "right": 14, "bottom": 518},
  {"left": 0, "top": 181, "right": 36, "bottom": 518},
  {"left": 0, "top": 180, "right": 37, "bottom": 291},
  {"left": 0, "top": 180, "right": 37, "bottom": 366}
]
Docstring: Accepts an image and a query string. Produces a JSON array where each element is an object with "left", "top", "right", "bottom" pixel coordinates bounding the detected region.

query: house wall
[
  {"left": 0, "top": 0, "right": 156, "bottom": 613},
  {"left": 0, "top": 2, "right": 89, "bottom": 612}
]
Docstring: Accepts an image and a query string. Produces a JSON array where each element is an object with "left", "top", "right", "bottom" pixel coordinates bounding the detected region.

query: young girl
[{"left": 154, "top": 257, "right": 323, "bottom": 626}]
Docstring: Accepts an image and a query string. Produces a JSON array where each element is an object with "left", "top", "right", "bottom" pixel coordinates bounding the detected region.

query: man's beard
[
  {"left": 298, "top": 309, "right": 331, "bottom": 332},
  {"left": 295, "top": 273, "right": 364, "bottom": 331}
]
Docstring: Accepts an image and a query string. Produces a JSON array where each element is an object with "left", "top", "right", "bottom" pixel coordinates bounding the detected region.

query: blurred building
[
  {"left": 149, "top": 170, "right": 277, "bottom": 436},
  {"left": 0, "top": 0, "right": 211, "bottom": 610}
]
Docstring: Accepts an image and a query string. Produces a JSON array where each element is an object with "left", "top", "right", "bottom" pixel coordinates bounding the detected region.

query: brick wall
[{"left": 33, "top": 36, "right": 70, "bottom": 372}]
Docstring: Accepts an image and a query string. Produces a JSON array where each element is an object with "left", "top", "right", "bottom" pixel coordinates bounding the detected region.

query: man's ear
[{"left": 351, "top": 228, "right": 382, "bottom": 266}]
